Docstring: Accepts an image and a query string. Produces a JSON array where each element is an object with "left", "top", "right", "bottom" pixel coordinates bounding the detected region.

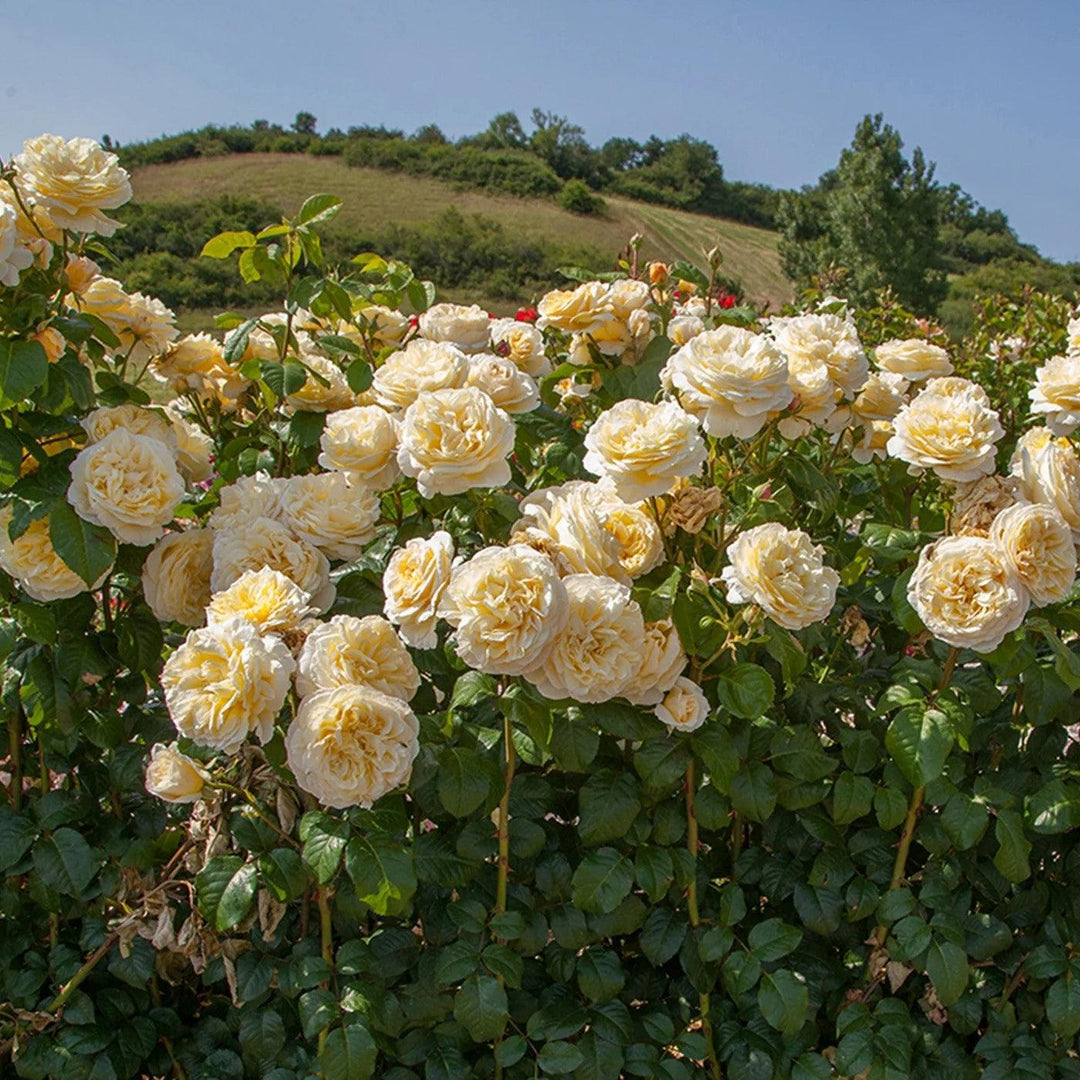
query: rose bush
[{"left": 2, "top": 136, "right": 1080, "bottom": 1080}]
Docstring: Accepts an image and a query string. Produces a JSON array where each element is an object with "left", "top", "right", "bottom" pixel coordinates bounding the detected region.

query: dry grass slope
[{"left": 131, "top": 153, "right": 792, "bottom": 309}]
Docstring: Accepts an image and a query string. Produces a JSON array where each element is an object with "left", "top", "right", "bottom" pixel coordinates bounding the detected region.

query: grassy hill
[{"left": 129, "top": 153, "right": 792, "bottom": 311}]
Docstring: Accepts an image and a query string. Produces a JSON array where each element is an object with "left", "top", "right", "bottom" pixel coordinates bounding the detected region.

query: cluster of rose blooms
[{"left": 2, "top": 135, "right": 1079, "bottom": 815}]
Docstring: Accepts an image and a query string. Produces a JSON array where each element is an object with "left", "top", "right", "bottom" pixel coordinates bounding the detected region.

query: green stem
[
  {"left": 685, "top": 762, "right": 722, "bottom": 1080},
  {"left": 316, "top": 884, "right": 335, "bottom": 1055},
  {"left": 493, "top": 709, "right": 517, "bottom": 1080},
  {"left": 46, "top": 933, "right": 118, "bottom": 1013},
  {"left": 7, "top": 706, "right": 21, "bottom": 810}
]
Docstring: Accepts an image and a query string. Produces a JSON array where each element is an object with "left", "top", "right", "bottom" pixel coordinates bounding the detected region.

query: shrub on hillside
[{"left": 558, "top": 178, "right": 606, "bottom": 215}]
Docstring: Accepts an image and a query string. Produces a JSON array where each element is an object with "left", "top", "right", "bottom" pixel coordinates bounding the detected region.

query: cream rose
[
  {"left": 771, "top": 312, "right": 868, "bottom": 399},
  {"left": 418, "top": 302, "right": 491, "bottom": 353},
  {"left": 397, "top": 386, "right": 515, "bottom": 498},
  {"left": 655, "top": 677, "right": 710, "bottom": 733},
  {"left": 161, "top": 617, "right": 295, "bottom": 753},
  {"left": 907, "top": 536, "right": 1029, "bottom": 652},
  {"left": 163, "top": 404, "right": 214, "bottom": 484},
  {"left": 144, "top": 743, "right": 209, "bottom": 804},
  {"left": 81, "top": 403, "right": 177, "bottom": 452},
  {"left": 1029, "top": 354, "right": 1080, "bottom": 436},
  {"left": 142, "top": 529, "right": 215, "bottom": 626},
  {"left": 466, "top": 354, "right": 540, "bottom": 414},
  {"left": 67, "top": 429, "right": 185, "bottom": 546},
  {"left": 1011, "top": 429, "right": 1080, "bottom": 539},
  {"left": 383, "top": 530, "right": 455, "bottom": 649},
  {"left": 208, "top": 472, "right": 287, "bottom": 532},
  {"left": 76, "top": 276, "right": 177, "bottom": 364},
  {"left": 524, "top": 573, "right": 645, "bottom": 703},
  {"left": 622, "top": 618, "right": 688, "bottom": 706},
  {"left": 296, "top": 614, "right": 419, "bottom": 700},
  {"left": 667, "top": 315, "right": 705, "bottom": 348},
  {"left": 722, "top": 522, "right": 840, "bottom": 630},
  {"left": 489, "top": 319, "right": 550, "bottom": 377},
  {"left": 0, "top": 202, "right": 33, "bottom": 287},
  {"left": 206, "top": 567, "right": 315, "bottom": 635},
  {"left": 211, "top": 517, "right": 335, "bottom": 612},
  {"left": 285, "top": 686, "right": 419, "bottom": 810},
  {"left": 597, "top": 489, "right": 665, "bottom": 579},
  {"left": 0, "top": 508, "right": 107, "bottom": 602},
  {"left": 583, "top": 399, "right": 706, "bottom": 502},
  {"left": 874, "top": 339, "right": 954, "bottom": 382},
  {"left": 278, "top": 472, "right": 380, "bottom": 562},
  {"left": 662, "top": 326, "right": 792, "bottom": 438},
  {"left": 607, "top": 278, "right": 651, "bottom": 320},
  {"left": 318, "top": 406, "right": 401, "bottom": 488},
  {"left": 439, "top": 545, "right": 568, "bottom": 675},
  {"left": 886, "top": 378, "right": 1004, "bottom": 482},
  {"left": 536, "top": 282, "right": 614, "bottom": 334},
  {"left": 153, "top": 333, "right": 249, "bottom": 405},
  {"left": 853, "top": 371, "right": 909, "bottom": 423},
  {"left": 373, "top": 339, "right": 469, "bottom": 410},
  {"left": 989, "top": 503, "right": 1076, "bottom": 607},
  {"left": 284, "top": 352, "right": 357, "bottom": 413},
  {"left": 357, "top": 305, "right": 410, "bottom": 347},
  {"left": 1068, "top": 316, "right": 1080, "bottom": 356},
  {"left": 13, "top": 134, "right": 131, "bottom": 235}
]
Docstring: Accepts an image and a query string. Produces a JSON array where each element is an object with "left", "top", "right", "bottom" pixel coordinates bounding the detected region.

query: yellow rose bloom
[
  {"left": 142, "top": 529, "right": 215, "bottom": 627},
  {"left": 144, "top": 743, "right": 209, "bottom": 804},
  {"left": 383, "top": 531, "right": 455, "bottom": 649},
  {"left": 206, "top": 567, "right": 315, "bottom": 636},
  {"left": 0, "top": 507, "right": 107, "bottom": 602}
]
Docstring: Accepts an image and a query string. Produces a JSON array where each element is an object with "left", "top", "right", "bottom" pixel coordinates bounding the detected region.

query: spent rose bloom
[
  {"left": 874, "top": 339, "right": 954, "bottom": 382},
  {"left": 723, "top": 522, "right": 840, "bottom": 630},
  {"left": 489, "top": 318, "right": 550, "bottom": 377},
  {"left": 67, "top": 429, "right": 185, "bottom": 546},
  {"left": 383, "top": 531, "right": 455, "bottom": 649},
  {"left": 144, "top": 743, "right": 209, "bottom": 804},
  {"left": 524, "top": 573, "right": 645, "bottom": 703},
  {"left": 439, "top": 545, "right": 568, "bottom": 675},
  {"left": 296, "top": 615, "right": 420, "bottom": 701},
  {"left": 989, "top": 503, "right": 1077, "bottom": 607},
  {"left": 278, "top": 472, "right": 380, "bottom": 562},
  {"left": 662, "top": 325, "right": 792, "bottom": 438},
  {"left": 372, "top": 339, "right": 469, "bottom": 410},
  {"left": 1010, "top": 428, "right": 1080, "bottom": 540},
  {"left": 536, "top": 282, "right": 614, "bottom": 334},
  {"left": 0, "top": 202, "right": 33, "bottom": 287},
  {"left": 418, "top": 302, "right": 491, "bottom": 353},
  {"left": 622, "top": 618, "right": 687, "bottom": 706},
  {"left": 655, "top": 677, "right": 710, "bottom": 733},
  {"left": 142, "top": 529, "right": 215, "bottom": 626},
  {"left": 908, "top": 536, "right": 1029, "bottom": 653},
  {"left": 76, "top": 277, "right": 177, "bottom": 363},
  {"left": 211, "top": 517, "right": 335, "bottom": 612},
  {"left": 285, "top": 686, "right": 419, "bottom": 810},
  {"left": 318, "top": 406, "right": 401, "bottom": 489},
  {"left": 206, "top": 567, "right": 315, "bottom": 636},
  {"left": 161, "top": 617, "right": 295, "bottom": 753},
  {"left": 13, "top": 134, "right": 131, "bottom": 235},
  {"left": 1029, "top": 354, "right": 1080, "bottom": 435},
  {"left": 887, "top": 377, "right": 1004, "bottom": 482},
  {"left": 0, "top": 507, "right": 107, "bottom": 602},
  {"left": 397, "top": 386, "right": 515, "bottom": 498},
  {"left": 466, "top": 354, "right": 540, "bottom": 414},
  {"left": 583, "top": 399, "right": 706, "bottom": 502}
]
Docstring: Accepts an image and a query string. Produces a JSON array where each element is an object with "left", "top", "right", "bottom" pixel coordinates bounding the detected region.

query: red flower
[
  {"left": 717, "top": 292, "right": 737, "bottom": 309},
  {"left": 515, "top": 307, "right": 538, "bottom": 323}
]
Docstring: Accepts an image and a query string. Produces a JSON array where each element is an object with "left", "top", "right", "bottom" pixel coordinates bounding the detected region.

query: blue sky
[{"left": 3, "top": 0, "right": 1078, "bottom": 261}]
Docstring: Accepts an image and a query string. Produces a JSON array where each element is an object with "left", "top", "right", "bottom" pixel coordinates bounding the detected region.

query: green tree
[
  {"left": 778, "top": 114, "right": 946, "bottom": 312},
  {"left": 292, "top": 111, "right": 318, "bottom": 135}
]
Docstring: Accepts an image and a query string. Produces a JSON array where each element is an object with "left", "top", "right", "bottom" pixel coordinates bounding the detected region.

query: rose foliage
[{"left": 3, "top": 136, "right": 1080, "bottom": 1080}]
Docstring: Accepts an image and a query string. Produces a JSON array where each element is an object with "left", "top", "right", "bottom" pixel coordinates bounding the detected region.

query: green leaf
[
  {"left": 1026, "top": 779, "right": 1080, "bottom": 834},
  {"left": 0, "top": 339, "right": 49, "bottom": 402},
  {"left": 640, "top": 906, "right": 687, "bottom": 966},
  {"left": 300, "top": 811, "right": 349, "bottom": 883},
  {"left": 259, "top": 848, "right": 310, "bottom": 901},
  {"left": 116, "top": 602, "right": 164, "bottom": 674},
  {"left": 346, "top": 357, "right": 373, "bottom": 393},
  {"left": 757, "top": 970, "right": 809, "bottom": 1035},
  {"left": 320, "top": 1024, "right": 378, "bottom": 1080},
  {"left": 437, "top": 746, "right": 491, "bottom": 817},
  {"left": 1047, "top": 973, "right": 1080, "bottom": 1038},
  {"left": 831, "top": 772, "right": 874, "bottom": 825},
  {"left": 33, "top": 827, "right": 98, "bottom": 895},
  {"left": 885, "top": 706, "right": 953, "bottom": 786},
  {"left": 716, "top": 663, "right": 775, "bottom": 719},
  {"left": 538, "top": 1041, "right": 585, "bottom": 1075},
  {"left": 571, "top": 848, "right": 633, "bottom": 914},
  {"left": 196, "top": 856, "right": 257, "bottom": 931},
  {"left": 748, "top": 919, "right": 803, "bottom": 963},
  {"left": 296, "top": 194, "right": 343, "bottom": 226},
  {"left": 634, "top": 737, "right": 692, "bottom": 792},
  {"left": 299, "top": 988, "right": 339, "bottom": 1040},
  {"left": 0, "top": 809, "right": 36, "bottom": 872},
  {"left": 576, "top": 949, "right": 626, "bottom": 1002},
  {"left": 550, "top": 714, "right": 600, "bottom": 771},
  {"left": 345, "top": 836, "right": 416, "bottom": 914},
  {"left": 925, "top": 939, "right": 968, "bottom": 1006},
  {"left": 634, "top": 847, "right": 675, "bottom": 904},
  {"left": 730, "top": 763, "right": 776, "bottom": 822},
  {"left": 993, "top": 809, "right": 1031, "bottom": 883},
  {"left": 453, "top": 973, "right": 508, "bottom": 1043},
  {"left": 239, "top": 1007, "right": 286, "bottom": 1062},
  {"left": 201, "top": 230, "right": 257, "bottom": 258},
  {"left": 48, "top": 502, "right": 115, "bottom": 587},
  {"left": 495, "top": 1036, "right": 528, "bottom": 1067}
]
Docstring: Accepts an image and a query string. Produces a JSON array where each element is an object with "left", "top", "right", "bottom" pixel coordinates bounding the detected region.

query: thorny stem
[
  {"left": 46, "top": 933, "right": 120, "bottom": 1014},
  {"left": 7, "top": 706, "right": 21, "bottom": 810},
  {"left": 493, "top": 709, "right": 517, "bottom": 1079},
  {"left": 685, "top": 762, "right": 722, "bottom": 1080},
  {"left": 316, "top": 884, "right": 335, "bottom": 1055}
]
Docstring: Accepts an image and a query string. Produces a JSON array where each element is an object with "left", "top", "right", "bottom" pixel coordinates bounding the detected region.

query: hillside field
[{"left": 129, "top": 153, "right": 792, "bottom": 310}]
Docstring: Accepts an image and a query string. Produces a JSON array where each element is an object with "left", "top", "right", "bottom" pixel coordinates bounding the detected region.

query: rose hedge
[{"left": 2, "top": 136, "right": 1080, "bottom": 1080}]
